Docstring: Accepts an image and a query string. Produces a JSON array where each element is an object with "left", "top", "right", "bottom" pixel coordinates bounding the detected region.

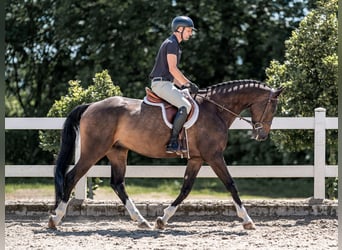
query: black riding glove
[{"left": 183, "top": 82, "right": 199, "bottom": 95}]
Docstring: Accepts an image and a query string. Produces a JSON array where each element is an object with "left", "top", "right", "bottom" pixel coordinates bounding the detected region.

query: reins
[
  {"left": 197, "top": 95, "right": 254, "bottom": 126},
  {"left": 196, "top": 90, "right": 277, "bottom": 130}
]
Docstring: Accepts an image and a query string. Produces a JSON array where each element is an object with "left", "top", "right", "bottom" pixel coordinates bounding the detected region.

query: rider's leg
[
  {"left": 166, "top": 106, "right": 187, "bottom": 153},
  {"left": 151, "top": 81, "right": 192, "bottom": 153}
]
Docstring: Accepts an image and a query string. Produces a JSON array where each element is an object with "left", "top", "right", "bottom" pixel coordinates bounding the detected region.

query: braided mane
[{"left": 198, "top": 79, "right": 271, "bottom": 95}]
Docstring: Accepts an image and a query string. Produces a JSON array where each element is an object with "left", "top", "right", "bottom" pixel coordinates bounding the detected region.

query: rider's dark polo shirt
[{"left": 149, "top": 34, "right": 182, "bottom": 82}]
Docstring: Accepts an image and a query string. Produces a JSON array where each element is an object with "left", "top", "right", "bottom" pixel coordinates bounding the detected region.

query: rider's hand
[
  {"left": 190, "top": 82, "right": 199, "bottom": 95},
  {"left": 183, "top": 82, "right": 199, "bottom": 95}
]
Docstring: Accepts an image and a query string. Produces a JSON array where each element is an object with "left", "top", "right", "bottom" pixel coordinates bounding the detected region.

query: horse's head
[{"left": 249, "top": 87, "right": 283, "bottom": 141}]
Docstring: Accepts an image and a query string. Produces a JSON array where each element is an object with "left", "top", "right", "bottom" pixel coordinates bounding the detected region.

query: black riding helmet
[{"left": 171, "top": 16, "right": 197, "bottom": 32}]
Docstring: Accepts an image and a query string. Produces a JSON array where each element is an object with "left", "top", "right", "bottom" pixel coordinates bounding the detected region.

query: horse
[{"left": 48, "top": 79, "right": 283, "bottom": 230}]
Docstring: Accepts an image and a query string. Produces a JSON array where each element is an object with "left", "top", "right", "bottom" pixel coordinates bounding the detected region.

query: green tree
[
  {"left": 5, "top": 0, "right": 84, "bottom": 164},
  {"left": 266, "top": 0, "right": 337, "bottom": 156},
  {"left": 182, "top": 0, "right": 316, "bottom": 84},
  {"left": 6, "top": 0, "right": 76, "bottom": 116},
  {"left": 39, "top": 70, "right": 122, "bottom": 155},
  {"left": 265, "top": 0, "right": 337, "bottom": 198}
]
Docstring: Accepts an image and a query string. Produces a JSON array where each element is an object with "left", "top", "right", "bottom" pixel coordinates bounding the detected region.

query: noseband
[
  {"left": 198, "top": 91, "right": 278, "bottom": 130},
  {"left": 251, "top": 91, "right": 279, "bottom": 131}
]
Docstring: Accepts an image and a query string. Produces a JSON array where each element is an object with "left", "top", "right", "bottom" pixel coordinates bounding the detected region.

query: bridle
[{"left": 197, "top": 90, "right": 278, "bottom": 131}]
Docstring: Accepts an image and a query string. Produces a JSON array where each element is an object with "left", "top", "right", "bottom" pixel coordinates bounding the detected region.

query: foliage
[
  {"left": 265, "top": 0, "right": 337, "bottom": 198},
  {"left": 5, "top": 0, "right": 75, "bottom": 116},
  {"left": 181, "top": 0, "right": 316, "bottom": 84},
  {"left": 224, "top": 130, "right": 312, "bottom": 165},
  {"left": 87, "top": 177, "right": 103, "bottom": 199},
  {"left": 39, "top": 70, "right": 122, "bottom": 156},
  {"left": 265, "top": 0, "right": 337, "bottom": 158},
  {"left": 326, "top": 177, "right": 338, "bottom": 199}
]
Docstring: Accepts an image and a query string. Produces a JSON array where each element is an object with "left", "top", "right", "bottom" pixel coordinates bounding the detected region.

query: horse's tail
[{"left": 54, "top": 104, "right": 90, "bottom": 207}]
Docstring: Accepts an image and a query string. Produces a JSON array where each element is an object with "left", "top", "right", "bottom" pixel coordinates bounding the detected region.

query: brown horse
[{"left": 48, "top": 80, "right": 283, "bottom": 230}]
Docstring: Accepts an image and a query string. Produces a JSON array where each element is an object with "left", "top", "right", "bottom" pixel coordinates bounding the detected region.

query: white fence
[{"left": 5, "top": 107, "right": 338, "bottom": 200}]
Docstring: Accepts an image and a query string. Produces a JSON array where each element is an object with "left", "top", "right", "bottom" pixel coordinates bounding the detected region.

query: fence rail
[{"left": 5, "top": 107, "right": 338, "bottom": 200}]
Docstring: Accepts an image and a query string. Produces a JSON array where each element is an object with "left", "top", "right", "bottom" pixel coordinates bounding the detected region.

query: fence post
[
  {"left": 74, "top": 132, "right": 87, "bottom": 200},
  {"left": 314, "top": 107, "right": 326, "bottom": 199}
]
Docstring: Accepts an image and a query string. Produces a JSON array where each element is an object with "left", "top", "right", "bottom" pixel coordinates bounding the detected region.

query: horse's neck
[
  {"left": 211, "top": 91, "right": 253, "bottom": 112},
  {"left": 208, "top": 88, "right": 267, "bottom": 125}
]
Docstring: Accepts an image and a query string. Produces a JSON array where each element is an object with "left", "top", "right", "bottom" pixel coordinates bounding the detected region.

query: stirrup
[
  {"left": 166, "top": 140, "right": 187, "bottom": 154},
  {"left": 180, "top": 145, "right": 187, "bottom": 153},
  {"left": 166, "top": 141, "right": 178, "bottom": 153}
]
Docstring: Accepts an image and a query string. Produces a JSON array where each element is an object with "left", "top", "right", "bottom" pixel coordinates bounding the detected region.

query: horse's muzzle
[
  {"left": 251, "top": 122, "right": 270, "bottom": 141},
  {"left": 252, "top": 129, "right": 268, "bottom": 141}
]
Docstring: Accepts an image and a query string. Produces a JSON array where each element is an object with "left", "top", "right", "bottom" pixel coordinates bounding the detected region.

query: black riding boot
[{"left": 166, "top": 106, "right": 188, "bottom": 153}]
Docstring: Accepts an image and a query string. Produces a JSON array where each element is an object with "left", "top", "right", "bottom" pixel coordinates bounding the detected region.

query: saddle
[
  {"left": 143, "top": 87, "right": 198, "bottom": 128},
  {"left": 143, "top": 87, "right": 199, "bottom": 158}
]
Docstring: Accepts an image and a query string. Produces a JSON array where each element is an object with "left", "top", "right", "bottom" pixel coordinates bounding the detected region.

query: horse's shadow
[
  {"left": 32, "top": 217, "right": 249, "bottom": 239},
  {"left": 37, "top": 228, "right": 248, "bottom": 240},
  {"left": 34, "top": 227, "right": 196, "bottom": 239}
]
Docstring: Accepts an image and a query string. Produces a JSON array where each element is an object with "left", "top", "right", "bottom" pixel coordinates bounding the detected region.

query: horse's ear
[{"left": 274, "top": 86, "right": 284, "bottom": 97}]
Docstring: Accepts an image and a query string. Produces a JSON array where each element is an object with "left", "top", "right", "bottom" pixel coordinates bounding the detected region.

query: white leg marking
[
  {"left": 125, "top": 198, "right": 147, "bottom": 224},
  {"left": 160, "top": 205, "right": 178, "bottom": 224},
  {"left": 51, "top": 201, "right": 68, "bottom": 226},
  {"left": 233, "top": 201, "right": 254, "bottom": 225}
]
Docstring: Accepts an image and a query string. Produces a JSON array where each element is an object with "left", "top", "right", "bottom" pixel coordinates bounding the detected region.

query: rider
[{"left": 150, "top": 16, "right": 199, "bottom": 153}]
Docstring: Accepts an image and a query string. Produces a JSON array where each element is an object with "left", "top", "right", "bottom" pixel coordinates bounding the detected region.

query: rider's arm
[{"left": 167, "top": 54, "right": 190, "bottom": 88}]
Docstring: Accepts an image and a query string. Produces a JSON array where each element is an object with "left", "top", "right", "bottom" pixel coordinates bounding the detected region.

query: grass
[
  {"left": 124, "top": 178, "right": 314, "bottom": 199},
  {"left": 5, "top": 177, "right": 314, "bottom": 200},
  {"left": 5, "top": 182, "right": 54, "bottom": 193}
]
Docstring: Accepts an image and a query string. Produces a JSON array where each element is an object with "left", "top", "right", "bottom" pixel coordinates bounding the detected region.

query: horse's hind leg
[
  {"left": 49, "top": 130, "right": 111, "bottom": 229},
  {"left": 155, "top": 158, "right": 202, "bottom": 229},
  {"left": 209, "top": 156, "right": 255, "bottom": 230},
  {"left": 48, "top": 108, "right": 119, "bottom": 229},
  {"left": 48, "top": 157, "right": 96, "bottom": 229},
  {"left": 107, "top": 146, "right": 152, "bottom": 229}
]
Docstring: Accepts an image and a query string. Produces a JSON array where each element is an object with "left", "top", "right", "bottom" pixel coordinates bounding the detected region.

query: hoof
[
  {"left": 138, "top": 220, "right": 153, "bottom": 229},
  {"left": 243, "top": 221, "right": 256, "bottom": 230},
  {"left": 47, "top": 216, "right": 57, "bottom": 230},
  {"left": 154, "top": 217, "right": 166, "bottom": 230}
]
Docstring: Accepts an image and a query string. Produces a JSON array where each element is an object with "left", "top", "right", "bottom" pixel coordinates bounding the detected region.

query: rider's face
[{"left": 182, "top": 27, "right": 193, "bottom": 41}]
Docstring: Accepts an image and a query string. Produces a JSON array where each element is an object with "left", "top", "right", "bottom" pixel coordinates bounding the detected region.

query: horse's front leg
[
  {"left": 107, "top": 147, "right": 152, "bottom": 229},
  {"left": 232, "top": 200, "right": 255, "bottom": 230},
  {"left": 209, "top": 156, "right": 255, "bottom": 230},
  {"left": 155, "top": 158, "right": 202, "bottom": 229}
]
